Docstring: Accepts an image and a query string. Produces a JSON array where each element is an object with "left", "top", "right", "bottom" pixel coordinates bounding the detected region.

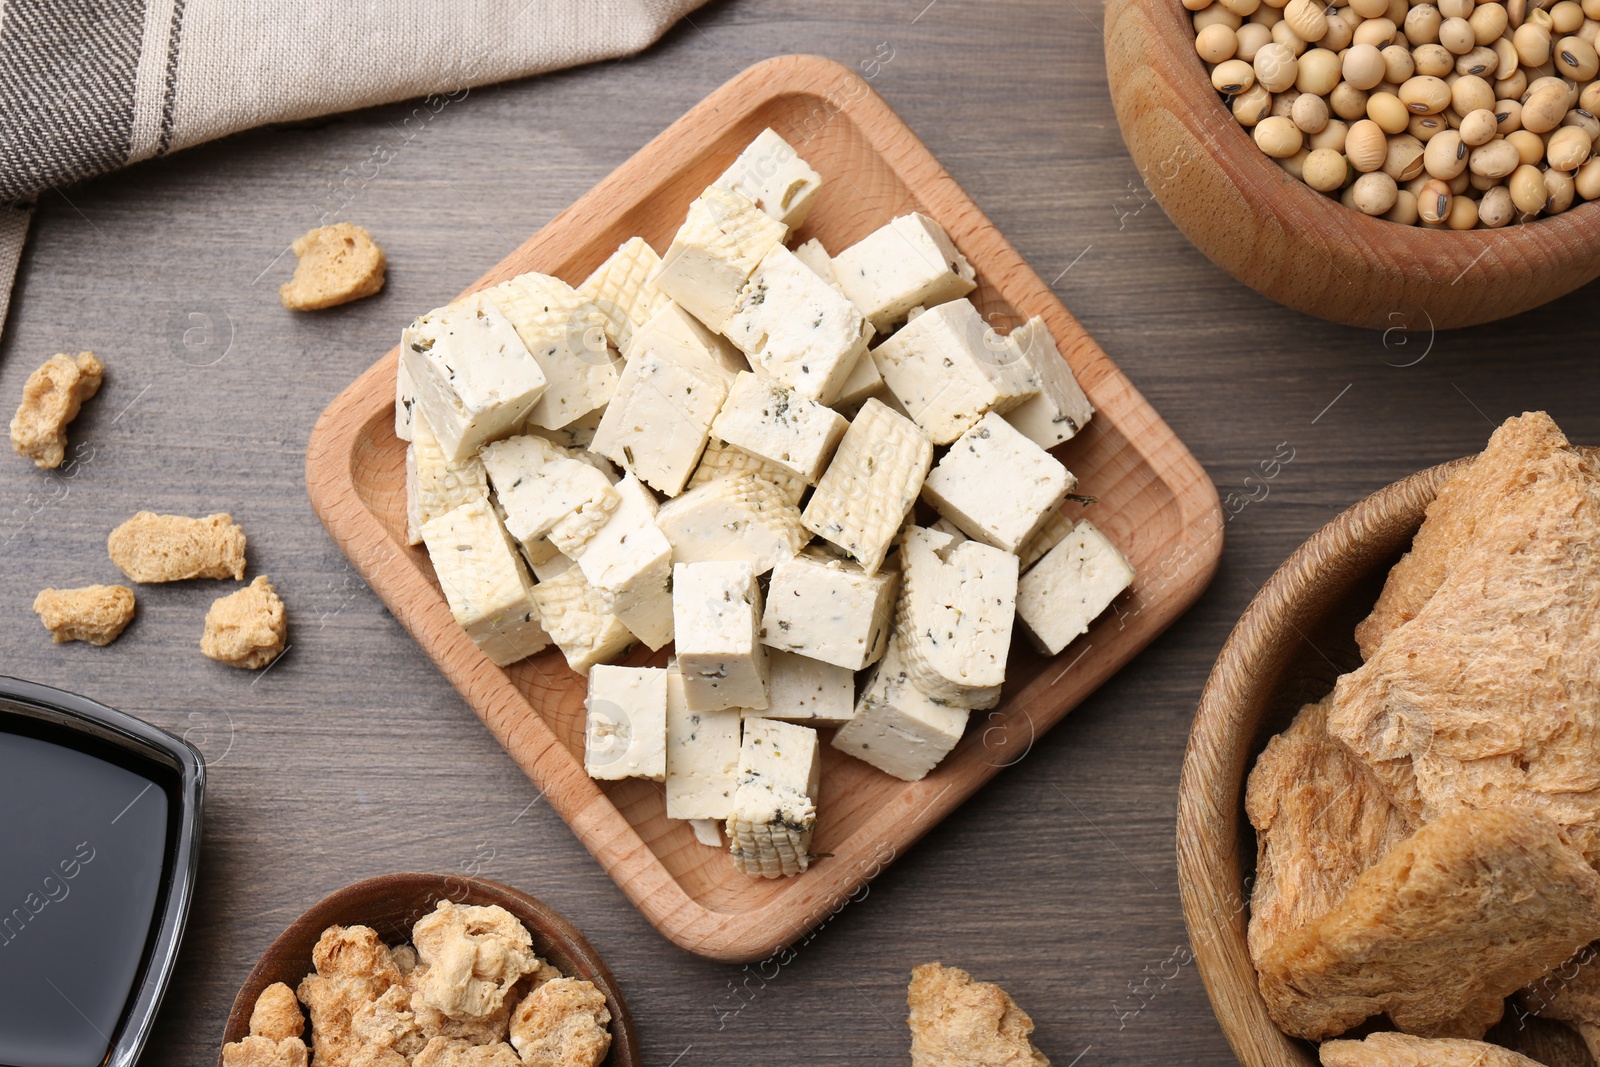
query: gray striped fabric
[{"left": 0, "top": 0, "right": 710, "bottom": 329}]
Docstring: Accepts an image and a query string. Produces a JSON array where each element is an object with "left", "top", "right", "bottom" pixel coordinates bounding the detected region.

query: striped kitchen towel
[{"left": 0, "top": 0, "right": 711, "bottom": 327}]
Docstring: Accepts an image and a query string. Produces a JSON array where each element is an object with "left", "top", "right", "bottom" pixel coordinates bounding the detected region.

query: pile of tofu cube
[{"left": 395, "top": 128, "right": 1135, "bottom": 879}]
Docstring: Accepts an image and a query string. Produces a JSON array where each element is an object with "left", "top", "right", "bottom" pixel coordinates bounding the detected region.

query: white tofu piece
[
  {"left": 921, "top": 411, "right": 1075, "bottom": 553},
  {"left": 831, "top": 212, "right": 977, "bottom": 333},
  {"left": 656, "top": 473, "right": 808, "bottom": 576},
  {"left": 578, "top": 237, "right": 668, "bottom": 352},
  {"left": 687, "top": 437, "right": 808, "bottom": 506},
  {"left": 486, "top": 272, "right": 620, "bottom": 430},
  {"left": 529, "top": 566, "right": 635, "bottom": 676},
  {"left": 527, "top": 406, "right": 602, "bottom": 453},
  {"left": 420, "top": 498, "right": 550, "bottom": 667},
  {"left": 584, "top": 665, "right": 667, "bottom": 781},
  {"left": 831, "top": 346, "right": 884, "bottom": 409},
  {"left": 1004, "top": 316, "right": 1095, "bottom": 449},
  {"left": 664, "top": 665, "right": 743, "bottom": 820},
  {"left": 728, "top": 717, "right": 821, "bottom": 878},
  {"left": 575, "top": 475, "right": 674, "bottom": 650},
  {"left": 480, "top": 435, "right": 620, "bottom": 558},
  {"left": 722, "top": 244, "right": 874, "bottom": 405},
  {"left": 1016, "top": 519, "right": 1135, "bottom": 655},
  {"left": 761, "top": 550, "right": 896, "bottom": 671},
  {"left": 801, "top": 398, "right": 933, "bottom": 575},
  {"left": 652, "top": 187, "right": 787, "bottom": 333},
  {"left": 791, "top": 238, "right": 838, "bottom": 288},
  {"left": 712, "top": 128, "right": 823, "bottom": 230},
  {"left": 1018, "top": 508, "right": 1075, "bottom": 572},
  {"left": 622, "top": 302, "right": 746, "bottom": 381},
  {"left": 710, "top": 371, "right": 848, "bottom": 484},
  {"left": 832, "top": 637, "right": 970, "bottom": 782},
  {"left": 395, "top": 356, "right": 415, "bottom": 441},
  {"left": 870, "top": 298, "right": 1037, "bottom": 446},
  {"left": 689, "top": 820, "right": 724, "bottom": 847},
  {"left": 929, "top": 517, "right": 969, "bottom": 544},
  {"left": 758, "top": 649, "right": 856, "bottom": 725},
  {"left": 405, "top": 411, "right": 490, "bottom": 547},
  {"left": 896, "top": 526, "right": 1019, "bottom": 709},
  {"left": 590, "top": 348, "right": 729, "bottom": 498},
  {"left": 401, "top": 292, "right": 547, "bottom": 461},
  {"left": 673, "top": 561, "right": 769, "bottom": 711}
]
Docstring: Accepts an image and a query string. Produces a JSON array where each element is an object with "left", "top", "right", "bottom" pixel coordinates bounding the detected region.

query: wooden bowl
[
  {"left": 219, "top": 874, "right": 639, "bottom": 1067},
  {"left": 1178, "top": 455, "right": 1598, "bottom": 1067},
  {"left": 1103, "top": 0, "right": 1600, "bottom": 330}
]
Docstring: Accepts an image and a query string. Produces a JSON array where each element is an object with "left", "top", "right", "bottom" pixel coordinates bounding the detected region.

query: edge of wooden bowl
[
  {"left": 1176, "top": 456, "right": 1468, "bottom": 1066},
  {"left": 1102, "top": 0, "right": 1600, "bottom": 330},
  {"left": 218, "top": 873, "right": 640, "bottom": 1067}
]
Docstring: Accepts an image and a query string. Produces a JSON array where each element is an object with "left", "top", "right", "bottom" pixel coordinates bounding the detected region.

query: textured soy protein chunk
[
  {"left": 32, "top": 584, "right": 137, "bottom": 646},
  {"left": 201, "top": 576, "right": 287, "bottom": 669},
  {"left": 9, "top": 351, "right": 103, "bottom": 469},
  {"left": 280, "top": 223, "right": 386, "bottom": 310},
  {"left": 108, "top": 511, "right": 247, "bottom": 582}
]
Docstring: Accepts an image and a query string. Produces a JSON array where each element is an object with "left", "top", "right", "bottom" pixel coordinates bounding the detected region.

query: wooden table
[{"left": 2, "top": 1, "right": 1596, "bottom": 1064}]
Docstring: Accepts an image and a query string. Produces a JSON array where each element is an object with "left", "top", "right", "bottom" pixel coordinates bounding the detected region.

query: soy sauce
[{"left": 0, "top": 728, "right": 170, "bottom": 1067}]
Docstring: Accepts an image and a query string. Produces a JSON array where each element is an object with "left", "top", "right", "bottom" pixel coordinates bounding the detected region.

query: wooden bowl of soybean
[
  {"left": 1103, "top": 0, "right": 1600, "bottom": 330},
  {"left": 1178, "top": 455, "right": 1599, "bottom": 1066},
  {"left": 219, "top": 873, "right": 641, "bottom": 1067}
]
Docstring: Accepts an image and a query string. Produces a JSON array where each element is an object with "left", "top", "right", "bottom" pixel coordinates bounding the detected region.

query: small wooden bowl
[
  {"left": 219, "top": 874, "right": 639, "bottom": 1067},
  {"left": 1178, "top": 455, "right": 1600, "bottom": 1066},
  {"left": 1103, "top": 0, "right": 1600, "bottom": 330}
]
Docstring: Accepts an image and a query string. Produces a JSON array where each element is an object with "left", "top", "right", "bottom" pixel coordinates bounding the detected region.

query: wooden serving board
[{"left": 305, "top": 53, "right": 1223, "bottom": 963}]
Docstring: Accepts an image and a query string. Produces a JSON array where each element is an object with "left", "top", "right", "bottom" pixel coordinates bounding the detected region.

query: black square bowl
[{"left": 0, "top": 676, "right": 204, "bottom": 1067}]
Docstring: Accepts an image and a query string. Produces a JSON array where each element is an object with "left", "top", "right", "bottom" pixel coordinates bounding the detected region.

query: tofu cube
[
  {"left": 526, "top": 405, "right": 602, "bottom": 451},
  {"left": 801, "top": 398, "right": 933, "bottom": 574},
  {"left": 896, "top": 526, "right": 1019, "bottom": 709},
  {"left": 921, "top": 412, "right": 1075, "bottom": 553},
  {"left": 870, "top": 298, "right": 1037, "bottom": 445},
  {"left": 761, "top": 550, "right": 896, "bottom": 671},
  {"left": 486, "top": 272, "right": 619, "bottom": 430},
  {"left": 759, "top": 649, "right": 856, "bottom": 725},
  {"left": 687, "top": 437, "right": 808, "bottom": 506},
  {"left": 712, "top": 128, "right": 824, "bottom": 230},
  {"left": 831, "top": 346, "right": 885, "bottom": 410},
  {"left": 728, "top": 717, "right": 821, "bottom": 878},
  {"left": 401, "top": 292, "right": 547, "bottom": 461},
  {"left": 405, "top": 410, "right": 489, "bottom": 547},
  {"left": 832, "top": 637, "right": 970, "bottom": 782},
  {"left": 584, "top": 665, "right": 667, "bottom": 781},
  {"left": 591, "top": 348, "right": 729, "bottom": 497},
  {"left": 480, "top": 435, "right": 620, "bottom": 558},
  {"left": 830, "top": 212, "right": 977, "bottom": 333},
  {"left": 722, "top": 244, "right": 873, "bottom": 405},
  {"left": 673, "top": 561, "right": 769, "bottom": 711},
  {"left": 652, "top": 187, "right": 787, "bottom": 333},
  {"left": 1003, "top": 316, "right": 1094, "bottom": 449},
  {"left": 1019, "top": 508, "right": 1075, "bottom": 572},
  {"left": 791, "top": 238, "right": 839, "bottom": 289},
  {"left": 578, "top": 237, "right": 668, "bottom": 352},
  {"left": 622, "top": 302, "right": 746, "bottom": 382},
  {"left": 1016, "top": 520, "right": 1135, "bottom": 655},
  {"left": 664, "top": 665, "right": 743, "bottom": 820},
  {"left": 529, "top": 565, "right": 635, "bottom": 676},
  {"left": 656, "top": 473, "right": 808, "bottom": 576},
  {"left": 710, "top": 371, "right": 848, "bottom": 483},
  {"left": 420, "top": 498, "right": 550, "bottom": 667},
  {"left": 575, "top": 475, "right": 674, "bottom": 650}
]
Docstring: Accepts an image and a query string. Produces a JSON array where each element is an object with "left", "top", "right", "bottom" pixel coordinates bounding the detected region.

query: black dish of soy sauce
[{"left": 0, "top": 678, "right": 204, "bottom": 1067}]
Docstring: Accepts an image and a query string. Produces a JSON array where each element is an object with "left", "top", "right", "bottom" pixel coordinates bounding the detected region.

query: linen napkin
[{"left": 0, "top": 0, "right": 712, "bottom": 327}]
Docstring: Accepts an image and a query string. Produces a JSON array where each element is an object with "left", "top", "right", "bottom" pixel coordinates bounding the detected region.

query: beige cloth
[{"left": 0, "top": 0, "right": 712, "bottom": 326}]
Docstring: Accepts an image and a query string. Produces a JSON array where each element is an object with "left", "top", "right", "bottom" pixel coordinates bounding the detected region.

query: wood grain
[
  {"left": 217, "top": 873, "right": 639, "bottom": 1067},
  {"left": 305, "top": 54, "right": 1223, "bottom": 963},
  {"left": 1179, "top": 452, "right": 1599, "bottom": 1067},
  {"left": 2, "top": 1, "right": 1599, "bottom": 1062},
  {"left": 1103, "top": 0, "right": 1600, "bottom": 330}
]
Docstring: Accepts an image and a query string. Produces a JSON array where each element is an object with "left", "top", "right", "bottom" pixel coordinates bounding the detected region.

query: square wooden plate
[{"left": 306, "top": 54, "right": 1223, "bottom": 963}]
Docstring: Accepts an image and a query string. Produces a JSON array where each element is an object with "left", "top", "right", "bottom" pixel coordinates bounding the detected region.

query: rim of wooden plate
[{"left": 217, "top": 873, "right": 639, "bottom": 1067}]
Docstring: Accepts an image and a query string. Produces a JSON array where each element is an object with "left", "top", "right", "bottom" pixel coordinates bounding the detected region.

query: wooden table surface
[{"left": 3, "top": 1, "right": 1597, "bottom": 1064}]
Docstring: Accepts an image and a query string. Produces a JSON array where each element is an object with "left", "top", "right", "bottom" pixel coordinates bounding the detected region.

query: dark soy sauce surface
[{"left": 0, "top": 728, "right": 169, "bottom": 1067}]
